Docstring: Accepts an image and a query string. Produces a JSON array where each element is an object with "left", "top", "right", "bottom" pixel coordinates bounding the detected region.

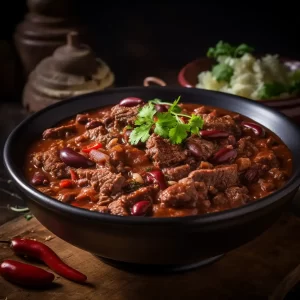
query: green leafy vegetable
[
  {"left": 212, "top": 63, "right": 234, "bottom": 82},
  {"left": 169, "top": 123, "right": 189, "bottom": 144},
  {"left": 24, "top": 213, "right": 33, "bottom": 221},
  {"left": 207, "top": 40, "right": 254, "bottom": 59},
  {"left": 129, "top": 124, "right": 153, "bottom": 144},
  {"left": 129, "top": 97, "right": 204, "bottom": 145},
  {"left": 234, "top": 43, "right": 254, "bottom": 58},
  {"left": 289, "top": 70, "right": 300, "bottom": 94},
  {"left": 258, "top": 82, "right": 288, "bottom": 99},
  {"left": 188, "top": 114, "right": 204, "bottom": 134}
]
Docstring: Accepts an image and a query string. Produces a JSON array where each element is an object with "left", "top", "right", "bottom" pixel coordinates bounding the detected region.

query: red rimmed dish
[{"left": 178, "top": 58, "right": 300, "bottom": 121}]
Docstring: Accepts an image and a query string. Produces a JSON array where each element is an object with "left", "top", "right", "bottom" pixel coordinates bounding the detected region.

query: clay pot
[
  {"left": 14, "top": 0, "right": 88, "bottom": 77},
  {"left": 23, "top": 32, "right": 114, "bottom": 112}
]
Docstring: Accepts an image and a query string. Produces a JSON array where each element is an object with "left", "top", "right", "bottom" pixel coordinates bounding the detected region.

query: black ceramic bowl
[{"left": 4, "top": 87, "right": 300, "bottom": 270}]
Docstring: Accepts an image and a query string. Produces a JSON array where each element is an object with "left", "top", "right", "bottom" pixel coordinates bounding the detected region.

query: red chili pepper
[
  {"left": 0, "top": 259, "right": 55, "bottom": 288},
  {"left": 82, "top": 142, "right": 103, "bottom": 153},
  {"left": 7, "top": 238, "right": 87, "bottom": 283},
  {"left": 70, "top": 169, "right": 77, "bottom": 181},
  {"left": 59, "top": 179, "right": 73, "bottom": 188}
]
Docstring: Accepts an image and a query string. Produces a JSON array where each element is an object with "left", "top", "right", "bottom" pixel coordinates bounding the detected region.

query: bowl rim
[
  {"left": 177, "top": 57, "right": 300, "bottom": 103},
  {"left": 4, "top": 86, "right": 300, "bottom": 226}
]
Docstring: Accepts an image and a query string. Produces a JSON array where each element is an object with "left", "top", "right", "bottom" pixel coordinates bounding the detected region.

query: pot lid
[{"left": 26, "top": 31, "right": 114, "bottom": 92}]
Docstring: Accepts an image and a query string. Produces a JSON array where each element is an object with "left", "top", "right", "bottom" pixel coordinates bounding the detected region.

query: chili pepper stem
[{"left": 0, "top": 240, "right": 10, "bottom": 244}]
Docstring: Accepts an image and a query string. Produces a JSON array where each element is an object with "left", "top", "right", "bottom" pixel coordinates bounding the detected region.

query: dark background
[{"left": 1, "top": 1, "right": 300, "bottom": 90}]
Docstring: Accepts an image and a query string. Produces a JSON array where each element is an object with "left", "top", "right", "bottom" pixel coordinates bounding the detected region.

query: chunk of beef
[
  {"left": 158, "top": 178, "right": 208, "bottom": 209},
  {"left": 269, "top": 168, "right": 288, "bottom": 181},
  {"left": 225, "top": 186, "right": 250, "bottom": 207},
  {"left": 108, "top": 199, "right": 129, "bottom": 216},
  {"left": 111, "top": 104, "right": 140, "bottom": 129},
  {"left": 121, "top": 185, "right": 159, "bottom": 207},
  {"left": 146, "top": 134, "right": 187, "bottom": 168},
  {"left": 90, "top": 204, "right": 109, "bottom": 214},
  {"left": 242, "top": 163, "right": 267, "bottom": 184},
  {"left": 42, "top": 124, "right": 77, "bottom": 139},
  {"left": 211, "top": 193, "right": 228, "bottom": 205},
  {"left": 258, "top": 179, "right": 276, "bottom": 192},
  {"left": 212, "top": 186, "right": 249, "bottom": 207},
  {"left": 201, "top": 114, "right": 241, "bottom": 136},
  {"left": 218, "top": 135, "right": 236, "bottom": 147},
  {"left": 253, "top": 150, "right": 279, "bottom": 169},
  {"left": 236, "top": 157, "right": 251, "bottom": 171},
  {"left": 185, "top": 135, "right": 216, "bottom": 161},
  {"left": 237, "top": 137, "right": 258, "bottom": 157},
  {"left": 32, "top": 147, "right": 68, "bottom": 179},
  {"left": 193, "top": 106, "right": 208, "bottom": 115},
  {"left": 75, "top": 187, "right": 98, "bottom": 202},
  {"left": 76, "top": 168, "right": 125, "bottom": 196},
  {"left": 163, "top": 164, "right": 191, "bottom": 181},
  {"left": 75, "top": 126, "right": 119, "bottom": 145},
  {"left": 189, "top": 164, "right": 239, "bottom": 191},
  {"left": 57, "top": 191, "right": 77, "bottom": 203}
]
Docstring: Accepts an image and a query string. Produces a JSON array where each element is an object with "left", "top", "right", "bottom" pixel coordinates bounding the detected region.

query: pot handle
[{"left": 143, "top": 77, "right": 167, "bottom": 87}]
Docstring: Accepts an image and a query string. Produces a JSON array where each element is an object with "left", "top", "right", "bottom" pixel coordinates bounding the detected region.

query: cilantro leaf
[
  {"left": 156, "top": 112, "right": 177, "bottom": 127},
  {"left": 212, "top": 63, "right": 234, "bottom": 82},
  {"left": 258, "top": 82, "right": 287, "bottom": 99},
  {"left": 169, "top": 123, "right": 189, "bottom": 144},
  {"left": 129, "top": 124, "right": 153, "bottom": 144},
  {"left": 154, "top": 123, "right": 169, "bottom": 138},
  {"left": 234, "top": 43, "right": 254, "bottom": 58},
  {"left": 289, "top": 70, "right": 300, "bottom": 94},
  {"left": 168, "top": 96, "right": 182, "bottom": 113},
  {"left": 207, "top": 41, "right": 254, "bottom": 59},
  {"left": 188, "top": 114, "right": 204, "bottom": 134},
  {"left": 154, "top": 112, "right": 177, "bottom": 138},
  {"left": 207, "top": 41, "right": 235, "bottom": 59},
  {"left": 134, "top": 102, "right": 156, "bottom": 126}
]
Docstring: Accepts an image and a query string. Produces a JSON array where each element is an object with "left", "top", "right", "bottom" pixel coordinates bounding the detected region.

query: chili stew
[{"left": 25, "top": 96, "right": 293, "bottom": 217}]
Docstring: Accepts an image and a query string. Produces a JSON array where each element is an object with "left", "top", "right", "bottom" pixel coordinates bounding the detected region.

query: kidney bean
[
  {"left": 59, "top": 147, "right": 95, "bottom": 168},
  {"left": 119, "top": 97, "right": 144, "bottom": 107},
  {"left": 186, "top": 142, "right": 202, "bottom": 159},
  {"left": 155, "top": 104, "right": 168, "bottom": 112},
  {"left": 76, "top": 114, "right": 89, "bottom": 124},
  {"left": 131, "top": 200, "right": 151, "bottom": 216},
  {"left": 241, "top": 121, "right": 265, "bottom": 137},
  {"left": 145, "top": 170, "right": 167, "bottom": 190},
  {"left": 0, "top": 259, "right": 55, "bottom": 288},
  {"left": 211, "top": 147, "right": 237, "bottom": 164},
  {"left": 200, "top": 130, "right": 229, "bottom": 138},
  {"left": 85, "top": 120, "right": 102, "bottom": 130},
  {"left": 31, "top": 172, "right": 49, "bottom": 186}
]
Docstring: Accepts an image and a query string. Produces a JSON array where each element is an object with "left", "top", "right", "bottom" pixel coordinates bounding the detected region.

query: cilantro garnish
[
  {"left": 258, "top": 82, "right": 288, "bottom": 99},
  {"left": 212, "top": 63, "right": 234, "bottom": 82},
  {"left": 129, "top": 96, "right": 204, "bottom": 145},
  {"left": 207, "top": 41, "right": 254, "bottom": 59}
]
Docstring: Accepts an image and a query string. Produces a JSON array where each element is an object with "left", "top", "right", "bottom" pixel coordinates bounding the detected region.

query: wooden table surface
[
  {"left": 1, "top": 70, "right": 300, "bottom": 299},
  {"left": 0, "top": 207, "right": 300, "bottom": 300}
]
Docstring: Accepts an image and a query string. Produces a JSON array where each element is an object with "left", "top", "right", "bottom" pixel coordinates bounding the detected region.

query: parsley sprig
[{"left": 129, "top": 97, "right": 204, "bottom": 145}]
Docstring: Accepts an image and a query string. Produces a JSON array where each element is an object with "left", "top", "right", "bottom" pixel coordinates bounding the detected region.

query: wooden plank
[{"left": 1, "top": 213, "right": 300, "bottom": 300}]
